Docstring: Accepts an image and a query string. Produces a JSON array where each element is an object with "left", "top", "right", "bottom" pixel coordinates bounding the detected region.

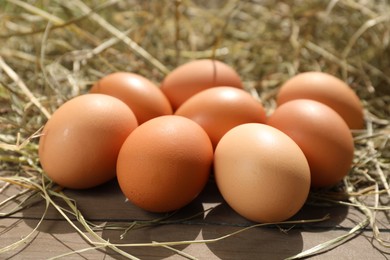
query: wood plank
[
  {"left": 1, "top": 217, "right": 389, "bottom": 259},
  {"left": 3, "top": 179, "right": 384, "bottom": 229},
  {"left": 1, "top": 179, "right": 389, "bottom": 259}
]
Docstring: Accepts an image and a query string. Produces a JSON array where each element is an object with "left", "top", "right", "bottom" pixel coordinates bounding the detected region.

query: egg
[
  {"left": 160, "top": 59, "right": 243, "bottom": 110},
  {"left": 214, "top": 123, "right": 311, "bottom": 223},
  {"left": 39, "top": 94, "right": 138, "bottom": 189},
  {"left": 267, "top": 99, "right": 354, "bottom": 188},
  {"left": 276, "top": 71, "right": 364, "bottom": 129},
  {"left": 90, "top": 72, "right": 172, "bottom": 124},
  {"left": 117, "top": 115, "right": 213, "bottom": 213},
  {"left": 175, "top": 87, "right": 267, "bottom": 149}
]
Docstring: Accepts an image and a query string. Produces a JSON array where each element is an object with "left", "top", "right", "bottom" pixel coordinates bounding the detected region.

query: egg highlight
[
  {"left": 116, "top": 115, "right": 213, "bottom": 213},
  {"left": 175, "top": 87, "right": 267, "bottom": 149},
  {"left": 276, "top": 71, "right": 364, "bottom": 129},
  {"left": 39, "top": 94, "right": 138, "bottom": 189},
  {"left": 90, "top": 72, "right": 172, "bottom": 124},
  {"left": 214, "top": 123, "right": 311, "bottom": 223},
  {"left": 161, "top": 59, "right": 243, "bottom": 110},
  {"left": 267, "top": 99, "right": 355, "bottom": 188}
]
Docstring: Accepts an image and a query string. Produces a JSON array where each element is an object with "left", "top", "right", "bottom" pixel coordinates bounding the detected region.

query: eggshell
[
  {"left": 276, "top": 71, "right": 364, "bottom": 129},
  {"left": 175, "top": 87, "right": 267, "bottom": 149},
  {"left": 214, "top": 123, "right": 311, "bottom": 223},
  {"left": 39, "top": 94, "right": 138, "bottom": 189},
  {"left": 160, "top": 59, "right": 243, "bottom": 110},
  {"left": 90, "top": 72, "right": 172, "bottom": 124},
  {"left": 267, "top": 99, "right": 354, "bottom": 188},
  {"left": 117, "top": 115, "right": 213, "bottom": 213}
]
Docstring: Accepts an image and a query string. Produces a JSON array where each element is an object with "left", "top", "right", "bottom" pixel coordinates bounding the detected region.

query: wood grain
[{"left": 1, "top": 179, "right": 389, "bottom": 259}]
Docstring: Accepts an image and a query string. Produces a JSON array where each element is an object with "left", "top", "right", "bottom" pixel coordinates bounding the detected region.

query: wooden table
[{"left": 1, "top": 178, "right": 389, "bottom": 259}]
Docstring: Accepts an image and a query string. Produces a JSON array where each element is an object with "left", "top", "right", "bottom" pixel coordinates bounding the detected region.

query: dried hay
[{"left": 0, "top": 0, "right": 389, "bottom": 259}]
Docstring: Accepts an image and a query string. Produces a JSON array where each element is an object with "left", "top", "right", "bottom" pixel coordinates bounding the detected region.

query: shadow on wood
[
  {"left": 100, "top": 200, "right": 205, "bottom": 259},
  {"left": 202, "top": 203, "right": 304, "bottom": 260}
]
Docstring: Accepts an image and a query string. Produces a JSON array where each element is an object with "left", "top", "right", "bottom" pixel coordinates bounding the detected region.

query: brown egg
[
  {"left": 160, "top": 59, "right": 243, "bottom": 110},
  {"left": 214, "top": 123, "right": 311, "bottom": 223},
  {"left": 175, "top": 87, "right": 267, "bottom": 149},
  {"left": 276, "top": 71, "right": 364, "bottom": 129},
  {"left": 39, "top": 94, "right": 138, "bottom": 189},
  {"left": 267, "top": 99, "right": 354, "bottom": 188},
  {"left": 90, "top": 72, "right": 172, "bottom": 124},
  {"left": 117, "top": 115, "right": 213, "bottom": 213}
]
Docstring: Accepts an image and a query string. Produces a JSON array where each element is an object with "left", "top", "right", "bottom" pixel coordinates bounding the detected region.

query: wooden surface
[{"left": 1, "top": 179, "right": 389, "bottom": 259}]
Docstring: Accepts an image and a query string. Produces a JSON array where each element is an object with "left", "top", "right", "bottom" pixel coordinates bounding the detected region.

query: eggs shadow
[
  {"left": 196, "top": 176, "right": 226, "bottom": 204},
  {"left": 202, "top": 203, "right": 304, "bottom": 260},
  {"left": 291, "top": 202, "right": 349, "bottom": 230},
  {"left": 21, "top": 189, "right": 86, "bottom": 235},
  {"left": 290, "top": 191, "right": 350, "bottom": 236},
  {"left": 199, "top": 186, "right": 349, "bottom": 259},
  {"left": 22, "top": 179, "right": 147, "bottom": 234},
  {"left": 101, "top": 198, "right": 205, "bottom": 259},
  {"left": 22, "top": 178, "right": 205, "bottom": 258}
]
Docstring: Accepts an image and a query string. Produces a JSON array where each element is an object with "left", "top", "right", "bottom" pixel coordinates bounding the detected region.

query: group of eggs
[{"left": 38, "top": 59, "right": 364, "bottom": 223}]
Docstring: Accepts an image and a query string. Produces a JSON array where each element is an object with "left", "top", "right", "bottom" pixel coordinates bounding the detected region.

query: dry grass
[{"left": 0, "top": 0, "right": 389, "bottom": 259}]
